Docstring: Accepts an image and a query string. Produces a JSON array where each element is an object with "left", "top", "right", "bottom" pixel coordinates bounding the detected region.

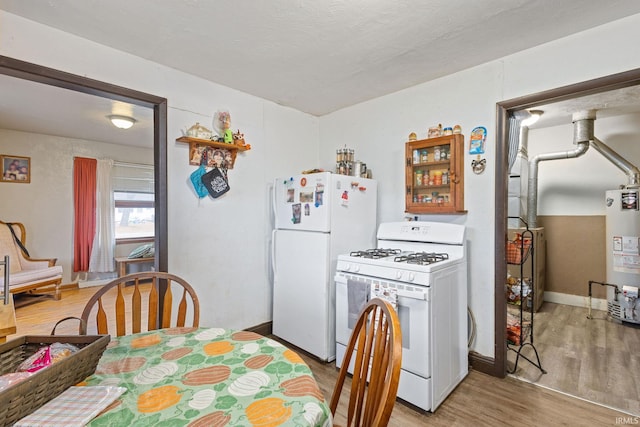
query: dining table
[{"left": 81, "top": 327, "right": 333, "bottom": 426}]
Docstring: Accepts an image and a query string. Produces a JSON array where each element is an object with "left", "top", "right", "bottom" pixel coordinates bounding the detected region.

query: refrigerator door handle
[
  {"left": 271, "top": 229, "right": 277, "bottom": 276},
  {"left": 271, "top": 179, "right": 277, "bottom": 221}
]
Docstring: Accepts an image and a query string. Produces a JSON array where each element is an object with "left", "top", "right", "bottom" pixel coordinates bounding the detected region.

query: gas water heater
[{"left": 605, "top": 187, "right": 640, "bottom": 324}]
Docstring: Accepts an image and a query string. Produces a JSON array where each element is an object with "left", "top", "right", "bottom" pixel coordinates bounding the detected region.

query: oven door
[{"left": 335, "top": 271, "right": 431, "bottom": 379}]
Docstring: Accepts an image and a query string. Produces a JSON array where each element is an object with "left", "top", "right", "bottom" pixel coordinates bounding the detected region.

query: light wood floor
[
  {"left": 508, "top": 301, "right": 640, "bottom": 416},
  {"left": 8, "top": 288, "right": 633, "bottom": 426}
]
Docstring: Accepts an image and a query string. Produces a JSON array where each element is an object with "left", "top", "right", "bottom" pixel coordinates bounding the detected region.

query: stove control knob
[
  {"left": 343, "top": 263, "right": 351, "bottom": 271},
  {"left": 353, "top": 265, "right": 360, "bottom": 273},
  {"left": 395, "top": 271, "right": 403, "bottom": 280},
  {"left": 407, "top": 272, "right": 416, "bottom": 282}
]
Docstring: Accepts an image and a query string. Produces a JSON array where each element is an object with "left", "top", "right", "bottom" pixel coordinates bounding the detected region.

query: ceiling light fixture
[
  {"left": 108, "top": 114, "right": 137, "bottom": 129},
  {"left": 521, "top": 110, "right": 543, "bottom": 127}
]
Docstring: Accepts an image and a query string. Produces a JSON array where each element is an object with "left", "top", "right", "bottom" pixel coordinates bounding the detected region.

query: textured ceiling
[
  {"left": 0, "top": 73, "right": 154, "bottom": 147},
  {"left": 2, "top": 0, "right": 640, "bottom": 116},
  {"left": 1, "top": 0, "right": 640, "bottom": 147}
]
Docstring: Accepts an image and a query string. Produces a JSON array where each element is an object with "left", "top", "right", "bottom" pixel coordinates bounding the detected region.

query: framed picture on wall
[{"left": 1, "top": 155, "right": 30, "bottom": 183}]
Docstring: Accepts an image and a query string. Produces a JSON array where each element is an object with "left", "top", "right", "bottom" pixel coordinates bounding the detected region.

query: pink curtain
[{"left": 73, "top": 157, "right": 97, "bottom": 272}]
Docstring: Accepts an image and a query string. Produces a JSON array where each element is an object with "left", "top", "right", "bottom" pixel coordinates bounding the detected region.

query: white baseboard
[{"left": 544, "top": 291, "right": 607, "bottom": 312}]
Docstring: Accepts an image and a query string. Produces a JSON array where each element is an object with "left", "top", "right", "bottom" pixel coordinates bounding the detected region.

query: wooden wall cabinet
[{"left": 405, "top": 134, "right": 465, "bottom": 214}]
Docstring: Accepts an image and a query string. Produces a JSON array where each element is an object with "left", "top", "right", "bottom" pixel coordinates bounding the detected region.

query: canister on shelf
[
  {"left": 442, "top": 170, "right": 449, "bottom": 185},
  {"left": 434, "top": 146, "right": 441, "bottom": 161},
  {"left": 423, "top": 172, "right": 429, "bottom": 186},
  {"left": 421, "top": 149, "right": 428, "bottom": 163},
  {"left": 433, "top": 170, "right": 443, "bottom": 185},
  {"left": 415, "top": 170, "right": 423, "bottom": 186},
  {"left": 413, "top": 150, "right": 419, "bottom": 164},
  {"left": 346, "top": 148, "right": 354, "bottom": 163}
]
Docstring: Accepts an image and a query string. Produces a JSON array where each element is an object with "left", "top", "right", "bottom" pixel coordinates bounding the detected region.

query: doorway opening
[
  {"left": 0, "top": 55, "right": 168, "bottom": 275},
  {"left": 494, "top": 67, "right": 640, "bottom": 414}
]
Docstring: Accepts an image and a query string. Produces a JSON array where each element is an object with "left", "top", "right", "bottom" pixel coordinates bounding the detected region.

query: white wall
[
  {"left": 319, "top": 14, "right": 640, "bottom": 357},
  {"left": 0, "top": 11, "right": 320, "bottom": 331},
  {"left": 3, "top": 10, "right": 640, "bottom": 359},
  {"left": 318, "top": 63, "right": 501, "bottom": 355},
  {"left": 0, "top": 128, "right": 152, "bottom": 284},
  {"left": 529, "top": 113, "right": 640, "bottom": 215}
]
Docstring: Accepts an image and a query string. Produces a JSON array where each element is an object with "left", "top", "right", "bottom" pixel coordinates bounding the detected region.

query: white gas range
[{"left": 335, "top": 221, "right": 468, "bottom": 412}]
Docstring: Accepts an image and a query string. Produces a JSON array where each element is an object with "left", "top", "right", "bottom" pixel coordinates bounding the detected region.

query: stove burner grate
[
  {"left": 349, "top": 248, "right": 401, "bottom": 259},
  {"left": 395, "top": 252, "right": 449, "bottom": 265}
]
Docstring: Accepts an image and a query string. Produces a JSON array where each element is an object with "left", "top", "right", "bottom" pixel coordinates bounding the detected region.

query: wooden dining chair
[
  {"left": 330, "top": 298, "right": 402, "bottom": 427},
  {"left": 80, "top": 271, "right": 200, "bottom": 336}
]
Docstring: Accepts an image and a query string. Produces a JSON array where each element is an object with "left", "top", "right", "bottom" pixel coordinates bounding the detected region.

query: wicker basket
[
  {"left": 0, "top": 334, "right": 110, "bottom": 426},
  {"left": 506, "top": 237, "right": 532, "bottom": 264}
]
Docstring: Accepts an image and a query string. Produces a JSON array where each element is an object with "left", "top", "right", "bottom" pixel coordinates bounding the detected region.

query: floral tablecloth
[{"left": 84, "top": 327, "right": 332, "bottom": 426}]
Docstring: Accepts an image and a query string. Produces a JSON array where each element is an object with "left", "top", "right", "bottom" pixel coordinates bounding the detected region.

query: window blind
[{"left": 112, "top": 162, "right": 154, "bottom": 194}]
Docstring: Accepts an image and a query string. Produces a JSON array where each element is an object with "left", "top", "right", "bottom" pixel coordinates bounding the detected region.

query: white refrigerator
[{"left": 272, "top": 172, "right": 377, "bottom": 361}]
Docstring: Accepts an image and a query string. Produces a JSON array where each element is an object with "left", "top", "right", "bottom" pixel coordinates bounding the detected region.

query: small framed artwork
[{"left": 1, "top": 155, "right": 30, "bottom": 183}]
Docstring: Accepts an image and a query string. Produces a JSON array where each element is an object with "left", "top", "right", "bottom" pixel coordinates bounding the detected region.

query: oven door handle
[
  {"left": 397, "top": 288, "right": 428, "bottom": 300},
  {"left": 337, "top": 273, "right": 429, "bottom": 301}
]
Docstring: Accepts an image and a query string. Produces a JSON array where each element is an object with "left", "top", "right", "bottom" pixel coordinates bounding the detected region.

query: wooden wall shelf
[{"left": 176, "top": 136, "right": 251, "bottom": 152}]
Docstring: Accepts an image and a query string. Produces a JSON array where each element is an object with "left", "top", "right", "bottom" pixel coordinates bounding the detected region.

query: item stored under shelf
[{"left": 176, "top": 136, "right": 250, "bottom": 169}]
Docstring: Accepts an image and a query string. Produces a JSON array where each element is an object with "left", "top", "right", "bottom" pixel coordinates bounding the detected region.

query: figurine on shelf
[
  {"left": 233, "top": 129, "right": 244, "bottom": 143},
  {"left": 185, "top": 122, "right": 213, "bottom": 140},
  {"left": 428, "top": 124, "right": 442, "bottom": 138},
  {"left": 213, "top": 110, "right": 234, "bottom": 143},
  {"left": 235, "top": 130, "right": 251, "bottom": 150}
]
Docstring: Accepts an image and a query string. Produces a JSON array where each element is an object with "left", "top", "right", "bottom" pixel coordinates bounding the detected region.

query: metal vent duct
[{"left": 526, "top": 110, "right": 640, "bottom": 228}]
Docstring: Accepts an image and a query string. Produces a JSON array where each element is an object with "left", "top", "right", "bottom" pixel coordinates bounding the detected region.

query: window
[{"left": 113, "top": 163, "right": 154, "bottom": 241}]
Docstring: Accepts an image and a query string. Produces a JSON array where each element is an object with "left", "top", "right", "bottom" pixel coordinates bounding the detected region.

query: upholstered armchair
[{"left": 0, "top": 221, "right": 63, "bottom": 300}]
